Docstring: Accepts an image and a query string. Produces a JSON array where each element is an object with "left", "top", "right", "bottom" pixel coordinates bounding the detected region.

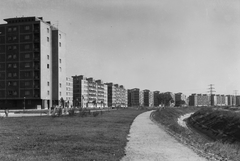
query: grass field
[{"left": 0, "top": 109, "right": 145, "bottom": 161}]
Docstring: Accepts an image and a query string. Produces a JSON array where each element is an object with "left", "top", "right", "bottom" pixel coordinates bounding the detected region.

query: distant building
[
  {"left": 153, "top": 91, "right": 160, "bottom": 107},
  {"left": 106, "top": 83, "right": 127, "bottom": 108},
  {"left": 140, "top": 89, "right": 154, "bottom": 107},
  {"left": 72, "top": 75, "right": 108, "bottom": 108},
  {"left": 129, "top": 88, "right": 141, "bottom": 107},
  {"left": 189, "top": 94, "right": 210, "bottom": 106},
  {"left": 175, "top": 93, "right": 187, "bottom": 107},
  {"left": 66, "top": 77, "right": 73, "bottom": 107}
]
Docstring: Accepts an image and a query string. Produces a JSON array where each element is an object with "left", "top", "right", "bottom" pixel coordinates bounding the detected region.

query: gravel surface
[
  {"left": 121, "top": 110, "right": 207, "bottom": 161},
  {"left": 177, "top": 112, "right": 194, "bottom": 128}
]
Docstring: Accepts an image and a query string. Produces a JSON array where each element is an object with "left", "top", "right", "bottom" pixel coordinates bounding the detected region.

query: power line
[
  {"left": 208, "top": 84, "right": 216, "bottom": 95},
  {"left": 208, "top": 84, "right": 216, "bottom": 106}
]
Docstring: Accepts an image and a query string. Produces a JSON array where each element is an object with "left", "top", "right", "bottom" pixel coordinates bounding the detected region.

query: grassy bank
[
  {"left": 0, "top": 109, "right": 145, "bottom": 161},
  {"left": 188, "top": 108, "right": 240, "bottom": 160},
  {"left": 152, "top": 107, "right": 240, "bottom": 161}
]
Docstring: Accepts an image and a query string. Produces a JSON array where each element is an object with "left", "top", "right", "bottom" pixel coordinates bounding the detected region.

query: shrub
[
  {"left": 68, "top": 108, "right": 75, "bottom": 116},
  {"left": 93, "top": 111, "right": 99, "bottom": 117}
]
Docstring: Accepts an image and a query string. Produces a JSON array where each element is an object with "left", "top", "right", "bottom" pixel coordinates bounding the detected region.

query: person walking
[{"left": 4, "top": 107, "right": 8, "bottom": 117}]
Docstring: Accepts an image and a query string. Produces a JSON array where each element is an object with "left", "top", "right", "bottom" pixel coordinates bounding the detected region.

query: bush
[
  {"left": 93, "top": 111, "right": 99, "bottom": 117},
  {"left": 68, "top": 108, "right": 75, "bottom": 116}
]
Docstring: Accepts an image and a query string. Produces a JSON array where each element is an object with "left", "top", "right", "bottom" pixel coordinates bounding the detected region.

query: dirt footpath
[{"left": 121, "top": 111, "right": 207, "bottom": 161}]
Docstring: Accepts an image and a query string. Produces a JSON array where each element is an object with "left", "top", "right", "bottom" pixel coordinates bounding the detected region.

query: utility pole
[{"left": 208, "top": 84, "right": 216, "bottom": 106}]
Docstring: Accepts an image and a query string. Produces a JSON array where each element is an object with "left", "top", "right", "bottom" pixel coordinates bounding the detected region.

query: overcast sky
[{"left": 1, "top": 0, "right": 240, "bottom": 96}]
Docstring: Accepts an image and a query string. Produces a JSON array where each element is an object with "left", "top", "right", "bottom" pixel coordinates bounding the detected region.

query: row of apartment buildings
[
  {"left": 188, "top": 94, "right": 240, "bottom": 107},
  {"left": 1, "top": 17, "right": 238, "bottom": 109},
  {"left": 72, "top": 75, "right": 128, "bottom": 108}
]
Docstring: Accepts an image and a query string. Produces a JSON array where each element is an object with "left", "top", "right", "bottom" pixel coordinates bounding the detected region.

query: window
[
  {"left": 59, "top": 67, "right": 61, "bottom": 72},
  {"left": 25, "top": 91, "right": 30, "bottom": 95},
  {"left": 25, "top": 72, "right": 30, "bottom": 77},
  {"left": 47, "top": 37, "right": 49, "bottom": 42},
  {"left": 25, "top": 82, "right": 29, "bottom": 86},
  {"left": 25, "top": 63, "right": 30, "bottom": 68},
  {"left": 60, "top": 83, "right": 61, "bottom": 88},
  {"left": 13, "top": 54, "right": 17, "bottom": 59},
  {"left": 47, "top": 64, "right": 49, "bottom": 69},
  {"left": 47, "top": 28, "right": 49, "bottom": 33},
  {"left": 8, "top": 37, "right": 12, "bottom": 41},
  {"left": 25, "top": 26, "right": 30, "bottom": 30},
  {"left": 13, "top": 27, "right": 17, "bottom": 31},
  {"left": 13, "top": 64, "right": 17, "bottom": 68},
  {"left": 25, "top": 53, "right": 30, "bottom": 58},
  {"left": 59, "top": 59, "right": 61, "bottom": 63},
  {"left": 13, "top": 73, "right": 17, "bottom": 77},
  {"left": 47, "top": 55, "right": 49, "bottom": 60},
  {"left": 8, "top": 81, "right": 11, "bottom": 86},
  {"left": 13, "top": 45, "right": 17, "bottom": 50},
  {"left": 24, "top": 44, "right": 30, "bottom": 49},
  {"left": 13, "top": 36, "right": 17, "bottom": 40},
  {"left": 25, "top": 35, "right": 30, "bottom": 40},
  {"left": 47, "top": 82, "right": 49, "bottom": 86},
  {"left": 60, "top": 92, "right": 61, "bottom": 96},
  {"left": 8, "top": 91, "right": 12, "bottom": 96},
  {"left": 13, "top": 82, "right": 17, "bottom": 86},
  {"left": 47, "top": 90, "right": 50, "bottom": 95},
  {"left": 8, "top": 55, "right": 12, "bottom": 59},
  {"left": 13, "top": 91, "right": 17, "bottom": 96},
  {"left": 8, "top": 46, "right": 12, "bottom": 50},
  {"left": 8, "top": 64, "right": 12, "bottom": 68},
  {"left": 59, "top": 42, "right": 61, "bottom": 47},
  {"left": 7, "top": 28, "right": 12, "bottom": 32},
  {"left": 59, "top": 34, "right": 61, "bottom": 39},
  {"left": 8, "top": 73, "right": 12, "bottom": 77}
]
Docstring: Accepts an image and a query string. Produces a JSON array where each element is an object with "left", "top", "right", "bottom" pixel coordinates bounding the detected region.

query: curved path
[{"left": 121, "top": 111, "right": 207, "bottom": 161}]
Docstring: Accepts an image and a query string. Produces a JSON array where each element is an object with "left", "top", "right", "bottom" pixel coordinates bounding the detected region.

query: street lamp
[{"left": 24, "top": 97, "right": 26, "bottom": 111}]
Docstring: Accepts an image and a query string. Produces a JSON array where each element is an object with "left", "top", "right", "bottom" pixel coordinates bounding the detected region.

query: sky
[{"left": 1, "top": 0, "right": 240, "bottom": 96}]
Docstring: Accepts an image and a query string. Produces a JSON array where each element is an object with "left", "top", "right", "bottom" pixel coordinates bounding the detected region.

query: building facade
[
  {"left": 106, "top": 83, "right": 127, "bottom": 108},
  {"left": 66, "top": 76, "right": 73, "bottom": 107},
  {"left": 140, "top": 89, "right": 154, "bottom": 107},
  {"left": 0, "top": 17, "right": 65, "bottom": 109},
  {"left": 153, "top": 91, "right": 160, "bottom": 107},
  {"left": 72, "top": 75, "right": 108, "bottom": 108},
  {"left": 129, "top": 88, "right": 141, "bottom": 107}
]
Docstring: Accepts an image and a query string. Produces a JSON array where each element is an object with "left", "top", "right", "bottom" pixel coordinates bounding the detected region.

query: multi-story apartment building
[
  {"left": 227, "top": 95, "right": 233, "bottom": 106},
  {"left": 127, "top": 89, "right": 132, "bottom": 107},
  {"left": 153, "top": 91, "right": 160, "bottom": 107},
  {"left": 66, "top": 76, "right": 73, "bottom": 107},
  {"left": 140, "top": 89, "right": 154, "bottom": 107},
  {"left": 105, "top": 83, "right": 127, "bottom": 108},
  {"left": 175, "top": 92, "right": 187, "bottom": 106},
  {"left": 129, "top": 88, "right": 141, "bottom": 107},
  {"left": 72, "top": 75, "right": 108, "bottom": 108},
  {"left": 0, "top": 17, "right": 65, "bottom": 109},
  {"left": 189, "top": 94, "right": 210, "bottom": 106}
]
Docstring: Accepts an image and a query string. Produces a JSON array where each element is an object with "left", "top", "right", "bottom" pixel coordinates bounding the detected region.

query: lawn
[{"left": 0, "top": 109, "right": 145, "bottom": 161}]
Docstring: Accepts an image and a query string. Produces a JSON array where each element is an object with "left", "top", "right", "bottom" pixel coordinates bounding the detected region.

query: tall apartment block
[
  {"left": 66, "top": 77, "right": 73, "bottom": 106},
  {"left": 140, "top": 89, "right": 154, "bottom": 107},
  {"left": 129, "top": 88, "right": 141, "bottom": 107},
  {"left": 72, "top": 75, "right": 108, "bottom": 108},
  {"left": 175, "top": 92, "right": 187, "bottom": 106},
  {"left": 153, "top": 91, "right": 160, "bottom": 107},
  {"left": 0, "top": 17, "right": 65, "bottom": 109},
  {"left": 105, "top": 83, "right": 127, "bottom": 108}
]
